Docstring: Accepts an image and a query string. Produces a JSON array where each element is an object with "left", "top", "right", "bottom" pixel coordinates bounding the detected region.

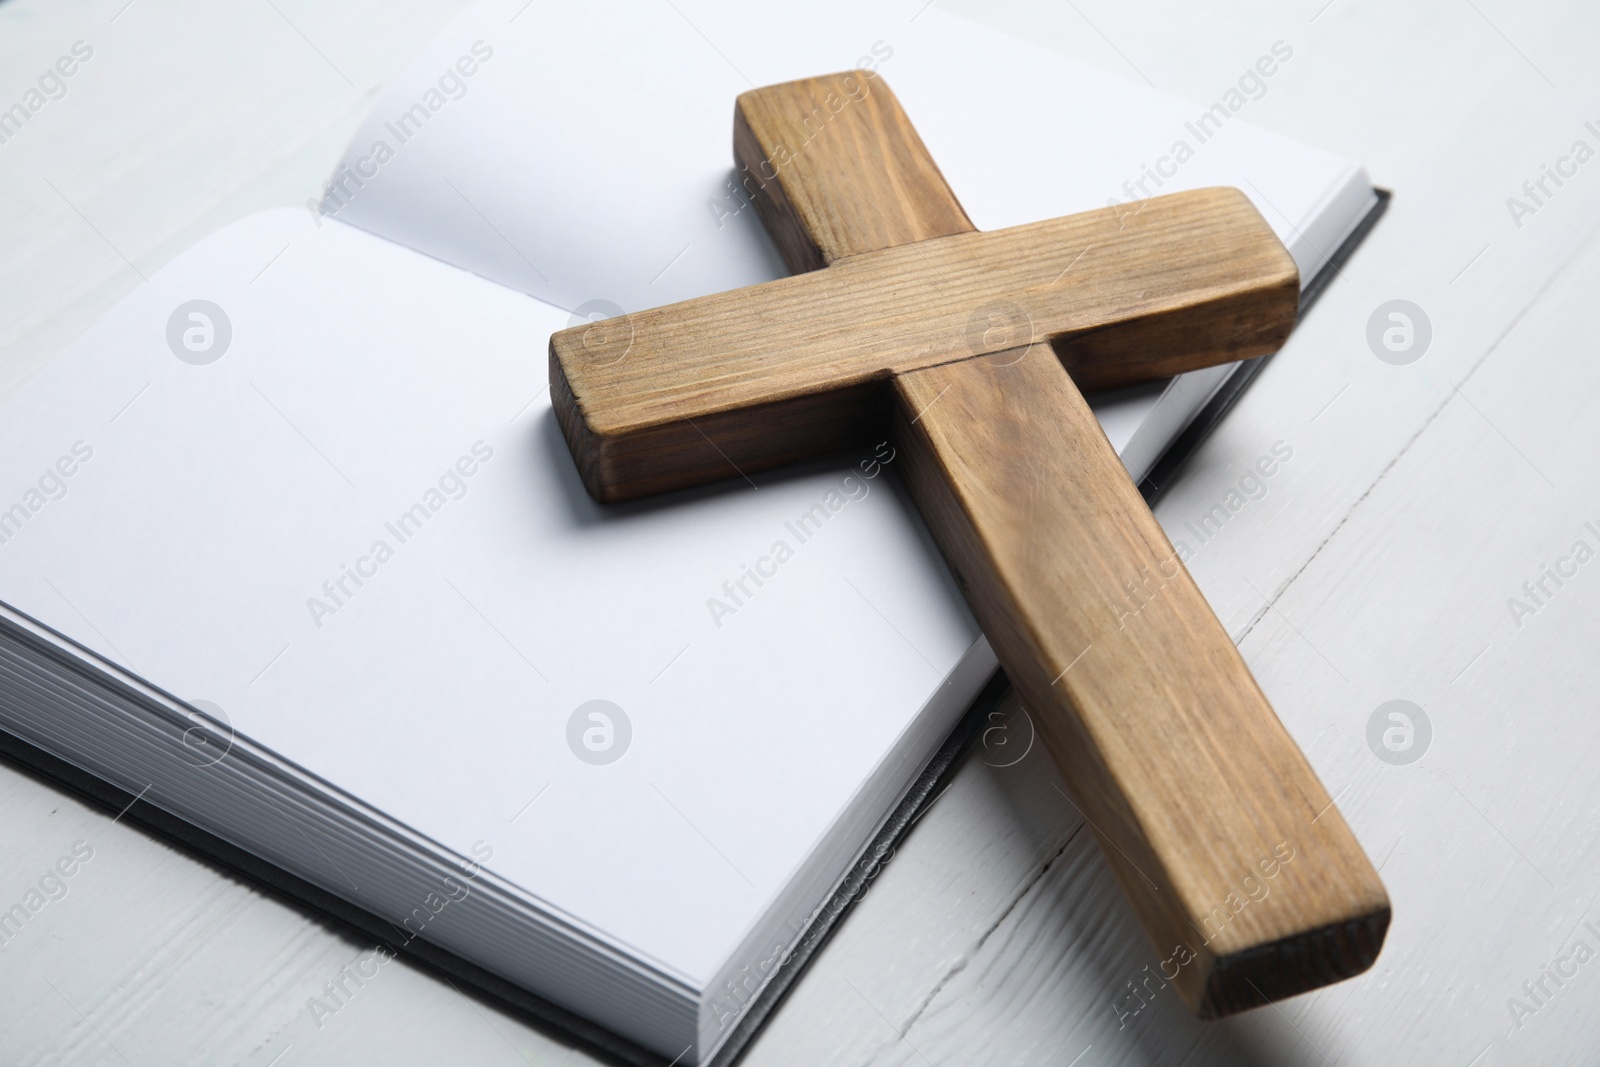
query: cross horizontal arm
[{"left": 551, "top": 188, "right": 1296, "bottom": 502}]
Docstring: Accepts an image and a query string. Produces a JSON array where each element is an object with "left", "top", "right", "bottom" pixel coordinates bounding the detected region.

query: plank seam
[
  {"left": 1234, "top": 210, "right": 1600, "bottom": 648},
  {"left": 881, "top": 822, "right": 1089, "bottom": 1060}
]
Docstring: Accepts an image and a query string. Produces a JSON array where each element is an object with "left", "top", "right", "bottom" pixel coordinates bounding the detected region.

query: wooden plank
[
  {"left": 551, "top": 187, "right": 1297, "bottom": 502},
  {"left": 892, "top": 345, "right": 1388, "bottom": 1014},
  {"left": 732, "top": 72, "right": 975, "bottom": 272}
]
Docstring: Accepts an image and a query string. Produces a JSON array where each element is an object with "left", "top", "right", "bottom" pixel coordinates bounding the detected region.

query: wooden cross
[{"left": 549, "top": 72, "right": 1389, "bottom": 1016}]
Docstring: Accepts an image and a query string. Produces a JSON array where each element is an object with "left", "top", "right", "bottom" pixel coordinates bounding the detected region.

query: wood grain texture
[
  {"left": 550, "top": 187, "right": 1298, "bottom": 502},
  {"left": 550, "top": 69, "right": 1384, "bottom": 1016},
  {"left": 892, "top": 347, "right": 1388, "bottom": 1014},
  {"left": 732, "top": 72, "right": 974, "bottom": 272},
  {"left": 731, "top": 72, "right": 1286, "bottom": 394}
]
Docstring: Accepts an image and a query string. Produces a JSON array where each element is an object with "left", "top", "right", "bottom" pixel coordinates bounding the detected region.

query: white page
[
  {"left": 0, "top": 209, "right": 980, "bottom": 985},
  {"left": 327, "top": 0, "right": 1365, "bottom": 316}
]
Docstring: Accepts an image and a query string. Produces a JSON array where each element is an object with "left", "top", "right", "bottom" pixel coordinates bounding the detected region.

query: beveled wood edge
[
  {"left": 1052, "top": 265, "right": 1299, "bottom": 393},
  {"left": 550, "top": 344, "right": 888, "bottom": 503},
  {"left": 550, "top": 188, "right": 1298, "bottom": 502},
  {"left": 733, "top": 101, "right": 827, "bottom": 275}
]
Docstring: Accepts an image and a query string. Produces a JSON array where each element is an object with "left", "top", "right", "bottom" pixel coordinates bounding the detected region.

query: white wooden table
[{"left": 5, "top": 1, "right": 1600, "bottom": 1063}]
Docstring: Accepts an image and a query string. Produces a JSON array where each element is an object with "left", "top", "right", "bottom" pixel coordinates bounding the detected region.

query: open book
[{"left": 0, "top": 1, "right": 1379, "bottom": 1063}]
